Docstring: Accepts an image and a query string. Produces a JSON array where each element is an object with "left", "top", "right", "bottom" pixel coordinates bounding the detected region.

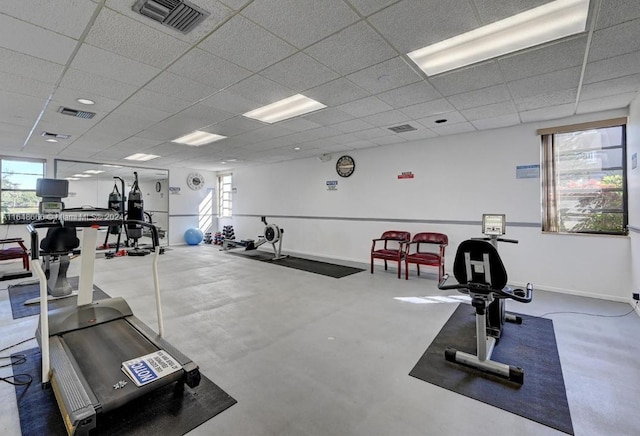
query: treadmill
[{"left": 29, "top": 179, "right": 200, "bottom": 435}]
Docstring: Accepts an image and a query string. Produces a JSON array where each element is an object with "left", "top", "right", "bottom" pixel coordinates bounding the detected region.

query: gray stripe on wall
[
  {"left": 233, "top": 214, "right": 540, "bottom": 228},
  {"left": 628, "top": 226, "right": 640, "bottom": 234}
]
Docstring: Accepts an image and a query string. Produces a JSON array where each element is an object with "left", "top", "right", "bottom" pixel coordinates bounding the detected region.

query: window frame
[
  {"left": 218, "top": 173, "right": 232, "bottom": 218},
  {"left": 539, "top": 118, "right": 628, "bottom": 236},
  {"left": 0, "top": 157, "right": 46, "bottom": 223}
]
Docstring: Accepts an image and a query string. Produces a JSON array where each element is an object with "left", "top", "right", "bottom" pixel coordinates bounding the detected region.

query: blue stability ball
[{"left": 184, "top": 228, "right": 204, "bottom": 245}]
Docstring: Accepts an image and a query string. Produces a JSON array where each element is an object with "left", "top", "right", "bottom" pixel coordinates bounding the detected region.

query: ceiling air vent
[
  {"left": 133, "top": 0, "right": 209, "bottom": 34},
  {"left": 388, "top": 124, "right": 417, "bottom": 133},
  {"left": 41, "top": 132, "right": 71, "bottom": 140},
  {"left": 58, "top": 106, "right": 96, "bottom": 119}
]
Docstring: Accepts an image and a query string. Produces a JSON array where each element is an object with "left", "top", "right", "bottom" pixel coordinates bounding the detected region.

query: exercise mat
[
  {"left": 409, "top": 304, "right": 573, "bottom": 434},
  {"left": 8, "top": 276, "right": 110, "bottom": 319},
  {"left": 228, "top": 250, "right": 364, "bottom": 278},
  {"left": 13, "top": 347, "right": 236, "bottom": 436}
]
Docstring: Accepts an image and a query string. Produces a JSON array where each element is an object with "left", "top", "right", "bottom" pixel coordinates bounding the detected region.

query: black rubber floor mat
[
  {"left": 228, "top": 250, "right": 364, "bottom": 278},
  {"left": 8, "top": 276, "right": 110, "bottom": 319},
  {"left": 13, "top": 347, "right": 236, "bottom": 436},
  {"left": 409, "top": 304, "right": 573, "bottom": 434}
]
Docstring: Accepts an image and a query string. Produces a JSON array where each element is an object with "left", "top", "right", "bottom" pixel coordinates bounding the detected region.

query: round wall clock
[
  {"left": 336, "top": 155, "right": 355, "bottom": 178},
  {"left": 187, "top": 172, "right": 204, "bottom": 190}
]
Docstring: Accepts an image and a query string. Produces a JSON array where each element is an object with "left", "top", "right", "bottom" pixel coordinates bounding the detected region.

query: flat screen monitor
[
  {"left": 36, "top": 178, "right": 69, "bottom": 198},
  {"left": 482, "top": 214, "right": 506, "bottom": 236}
]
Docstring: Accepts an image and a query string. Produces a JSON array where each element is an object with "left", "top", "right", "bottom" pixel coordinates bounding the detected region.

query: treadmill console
[{"left": 482, "top": 214, "right": 506, "bottom": 236}]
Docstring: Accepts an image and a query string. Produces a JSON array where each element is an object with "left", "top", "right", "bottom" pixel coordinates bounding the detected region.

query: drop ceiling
[{"left": 0, "top": 0, "right": 638, "bottom": 172}]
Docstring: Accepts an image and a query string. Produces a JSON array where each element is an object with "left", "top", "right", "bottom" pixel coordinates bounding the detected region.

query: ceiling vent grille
[
  {"left": 58, "top": 106, "right": 96, "bottom": 119},
  {"left": 41, "top": 132, "right": 71, "bottom": 139},
  {"left": 133, "top": 0, "right": 209, "bottom": 33},
  {"left": 388, "top": 124, "right": 417, "bottom": 133}
]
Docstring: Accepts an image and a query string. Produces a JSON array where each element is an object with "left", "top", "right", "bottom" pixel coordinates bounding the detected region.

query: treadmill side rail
[{"left": 50, "top": 336, "right": 97, "bottom": 435}]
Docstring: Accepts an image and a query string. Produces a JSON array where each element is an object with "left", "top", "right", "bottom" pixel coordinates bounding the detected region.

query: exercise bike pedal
[
  {"left": 444, "top": 348, "right": 457, "bottom": 362},
  {"left": 508, "top": 366, "right": 524, "bottom": 384}
]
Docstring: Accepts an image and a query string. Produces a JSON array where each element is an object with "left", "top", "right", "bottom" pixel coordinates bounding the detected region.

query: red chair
[
  {"left": 371, "top": 231, "right": 411, "bottom": 278},
  {"left": 0, "top": 238, "right": 30, "bottom": 271},
  {"left": 405, "top": 232, "right": 448, "bottom": 281}
]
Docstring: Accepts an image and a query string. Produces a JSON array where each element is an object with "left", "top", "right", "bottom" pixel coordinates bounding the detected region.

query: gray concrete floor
[{"left": 1, "top": 245, "right": 639, "bottom": 435}]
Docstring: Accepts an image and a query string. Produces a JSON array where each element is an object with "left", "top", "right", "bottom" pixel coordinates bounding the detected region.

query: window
[
  {"left": 540, "top": 118, "right": 627, "bottom": 235},
  {"left": 1, "top": 158, "right": 46, "bottom": 223},
  {"left": 218, "top": 174, "right": 232, "bottom": 218}
]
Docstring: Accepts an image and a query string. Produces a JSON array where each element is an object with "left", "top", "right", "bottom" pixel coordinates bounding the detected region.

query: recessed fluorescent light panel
[
  {"left": 243, "top": 94, "right": 326, "bottom": 124},
  {"left": 101, "top": 164, "right": 123, "bottom": 168},
  {"left": 83, "top": 170, "right": 104, "bottom": 174},
  {"left": 124, "top": 153, "right": 160, "bottom": 161},
  {"left": 407, "top": 0, "right": 589, "bottom": 76},
  {"left": 172, "top": 130, "right": 227, "bottom": 146},
  {"left": 72, "top": 174, "right": 92, "bottom": 178}
]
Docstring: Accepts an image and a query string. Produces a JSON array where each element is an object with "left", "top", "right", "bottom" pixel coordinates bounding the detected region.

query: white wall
[
  {"left": 227, "top": 108, "right": 632, "bottom": 302},
  {"left": 168, "top": 167, "right": 217, "bottom": 245},
  {"left": 627, "top": 94, "right": 640, "bottom": 310}
]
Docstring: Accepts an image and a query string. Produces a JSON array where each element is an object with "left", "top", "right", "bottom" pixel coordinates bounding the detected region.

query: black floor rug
[
  {"left": 410, "top": 304, "right": 573, "bottom": 435},
  {"left": 228, "top": 250, "right": 364, "bottom": 278},
  {"left": 8, "top": 276, "right": 110, "bottom": 319},
  {"left": 13, "top": 347, "right": 236, "bottom": 436}
]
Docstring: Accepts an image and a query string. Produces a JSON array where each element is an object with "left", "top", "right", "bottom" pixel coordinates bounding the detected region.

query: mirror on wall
[{"left": 54, "top": 159, "right": 169, "bottom": 246}]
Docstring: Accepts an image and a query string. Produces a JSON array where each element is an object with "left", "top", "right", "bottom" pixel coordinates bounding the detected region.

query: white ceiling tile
[
  {"left": 72, "top": 44, "right": 161, "bottom": 87},
  {"left": 581, "top": 74, "right": 640, "bottom": 100},
  {"left": 399, "top": 99, "right": 455, "bottom": 119},
  {"left": 0, "top": 0, "right": 98, "bottom": 38},
  {"left": 343, "top": 140, "right": 376, "bottom": 150},
  {"left": 0, "top": 90, "right": 45, "bottom": 127},
  {"left": 127, "top": 89, "right": 193, "bottom": 114},
  {"left": 472, "top": 0, "right": 551, "bottom": 24},
  {"left": 519, "top": 103, "right": 575, "bottom": 123},
  {"left": 200, "top": 90, "right": 262, "bottom": 115},
  {"left": 0, "top": 71, "right": 52, "bottom": 100},
  {"left": 347, "top": 0, "right": 398, "bottom": 17},
  {"left": 588, "top": 19, "right": 640, "bottom": 62},
  {"left": 384, "top": 126, "right": 437, "bottom": 141},
  {"left": 595, "top": 0, "right": 640, "bottom": 29},
  {"left": 583, "top": 51, "right": 640, "bottom": 84},
  {"left": 417, "top": 111, "right": 468, "bottom": 127},
  {"left": 331, "top": 132, "right": 362, "bottom": 144},
  {"left": 331, "top": 119, "right": 373, "bottom": 134},
  {"left": 498, "top": 36, "right": 587, "bottom": 81},
  {"left": 85, "top": 7, "right": 190, "bottom": 68},
  {"left": 471, "top": 113, "right": 521, "bottom": 130},
  {"left": 508, "top": 67, "right": 581, "bottom": 99},
  {"left": 430, "top": 121, "right": 476, "bottom": 136},
  {"left": 337, "top": 96, "right": 393, "bottom": 118},
  {"left": 514, "top": 88, "right": 577, "bottom": 111},
  {"left": 376, "top": 82, "right": 441, "bottom": 108},
  {"left": 145, "top": 71, "right": 218, "bottom": 102},
  {"left": 429, "top": 61, "right": 504, "bottom": 96},
  {"left": 0, "top": 48, "right": 64, "bottom": 84},
  {"left": 368, "top": 0, "right": 478, "bottom": 53},
  {"left": 576, "top": 93, "right": 636, "bottom": 114},
  {"left": 360, "top": 110, "right": 411, "bottom": 128},
  {"left": 59, "top": 68, "right": 138, "bottom": 101},
  {"left": 446, "top": 84, "right": 512, "bottom": 111},
  {"left": 168, "top": 48, "right": 252, "bottom": 90},
  {"left": 226, "top": 75, "right": 296, "bottom": 106},
  {"left": 353, "top": 127, "right": 393, "bottom": 140},
  {"left": 114, "top": 101, "right": 173, "bottom": 125},
  {"left": 218, "top": 0, "right": 253, "bottom": 11},
  {"left": 346, "top": 57, "right": 422, "bottom": 94},
  {"left": 198, "top": 15, "right": 296, "bottom": 72},
  {"left": 305, "top": 21, "right": 397, "bottom": 75},
  {"left": 371, "top": 134, "right": 407, "bottom": 146},
  {"left": 0, "top": 14, "right": 76, "bottom": 64},
  {"left": 276, "top": 118, "right": 323, "bottom": 132},
  {"left": 304, "top": 78, "right": 370, "bottom": 107},
  {"left": 260, "top": 53, "right": 340, "bottom": 92},
  {"left": 242, "top": 0, "right": 359, "bottom": 49},
  {"left": 302, "top": 108, "right": 354, "bottom": 126},
  {"left": 203, "top": 116, "right": 264, "bottom": 137},
  {"left": 460, "top": 101, "right": 517, "bottom": 121}
]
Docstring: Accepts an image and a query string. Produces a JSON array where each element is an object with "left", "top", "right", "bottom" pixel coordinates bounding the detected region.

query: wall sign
[
  {"left": 633, "top": 153, "right": 637, "bottom": 170},
  {"left": 516, "top": 164, "right": 540, "bottom": 179},
  {"left": 169, "top": 186, "right": 181, "bottom": 195},
  {"left": 326, "top": 180, "right": 338, "bottom": 191},
  {"left": 397, "top": 171, "right": 414, "bottom": 179}
]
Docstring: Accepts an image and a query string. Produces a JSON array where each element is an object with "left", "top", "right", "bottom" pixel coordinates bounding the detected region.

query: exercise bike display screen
[{"left": 482, "top": 214, "right": 506, "bottom": 236}]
